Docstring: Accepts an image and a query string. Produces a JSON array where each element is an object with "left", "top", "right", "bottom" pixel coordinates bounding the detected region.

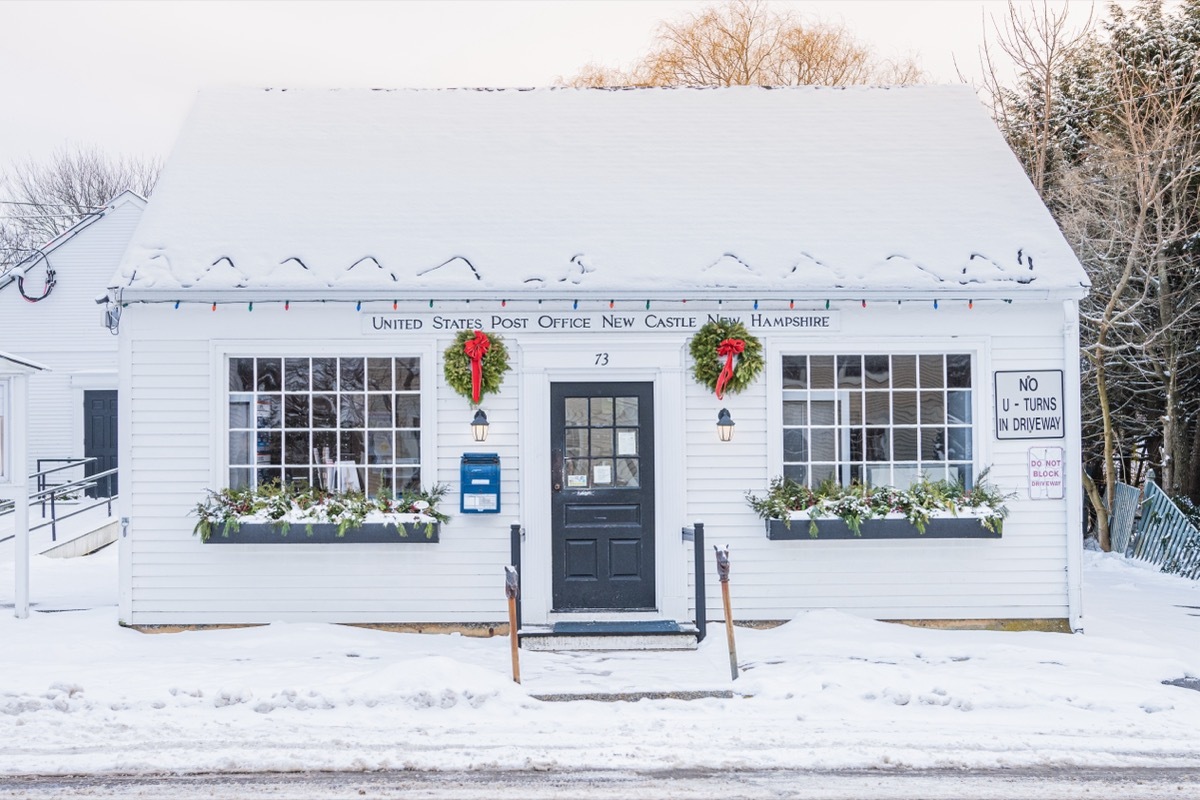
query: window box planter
[
  {"left": 766, "top": 513, "right": 1002, "bottom": 540},
  {"left": 203, "top": 517, "right": 439, "bottom": 544},
  {"left": 193, "top": 484, "right": 449, "bottom": 543}
]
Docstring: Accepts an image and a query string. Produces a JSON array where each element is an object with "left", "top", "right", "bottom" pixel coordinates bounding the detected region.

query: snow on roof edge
[{"left": 115, "top": 85, "right": 1090, "bottom": 298}]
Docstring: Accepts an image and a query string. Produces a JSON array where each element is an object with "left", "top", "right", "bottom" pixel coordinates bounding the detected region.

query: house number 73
[{"left": 595, "top": 353, "right": 610, "bottom": 366}]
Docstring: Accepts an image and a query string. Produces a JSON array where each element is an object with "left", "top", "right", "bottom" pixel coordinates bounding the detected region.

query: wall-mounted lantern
[
  {"left": 717, "top": 408, "right": 735, "bottom": 442},
  {"left": 471, "top": 409, "right": 490, "bottom": 443}
]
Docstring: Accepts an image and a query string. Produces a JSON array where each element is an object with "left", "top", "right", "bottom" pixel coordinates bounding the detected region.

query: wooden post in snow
[
  {"left": 714, "top": 545, "right": 737, "bottom": 680},
  {"left": 504, "top": 566, "right": 521, "bottom": 684}
]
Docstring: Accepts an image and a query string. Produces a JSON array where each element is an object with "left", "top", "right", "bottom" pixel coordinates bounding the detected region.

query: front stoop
[{"left": 518, "top": 620, "right": 699, "bottom": 651}]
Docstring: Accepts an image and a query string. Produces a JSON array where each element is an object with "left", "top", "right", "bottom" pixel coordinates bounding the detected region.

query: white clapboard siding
[
  {"left": 1, "top": 195, "right": 143, "bottom": 474},
  {"left": 682, "top": 301, "right": 1073, "bottom": 622},
  {"left": 124, "top": 298, "right": 1077, "bottom": 625},
  {"left": 124, "top": 304, "right": 520, "bottom": 625}
]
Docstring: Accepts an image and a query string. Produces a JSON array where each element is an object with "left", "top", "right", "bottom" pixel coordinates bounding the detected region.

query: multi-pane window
[
  {"left": 228, "top": 356, "right": 421, "bottom": 496},
  {"left": 782, "top": 353, "right": 974, "bottom": 489},
  {"left": 563, "top": 395, "right": 641, "bottom": 489}
]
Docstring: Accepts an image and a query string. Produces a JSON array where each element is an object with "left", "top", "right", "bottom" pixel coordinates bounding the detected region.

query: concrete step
[{"left": 519, "top": 620, "right": 700, "bottom": 651}]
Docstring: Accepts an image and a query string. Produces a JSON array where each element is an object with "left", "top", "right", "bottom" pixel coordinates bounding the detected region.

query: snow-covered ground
[{"left": 1, "top": 541, "right": 1198, "bottom": 776}]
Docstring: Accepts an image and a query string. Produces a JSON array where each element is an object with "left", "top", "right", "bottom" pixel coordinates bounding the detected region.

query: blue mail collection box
[{"left": 460, "top": 452, "right": 501, "bottom": 514}]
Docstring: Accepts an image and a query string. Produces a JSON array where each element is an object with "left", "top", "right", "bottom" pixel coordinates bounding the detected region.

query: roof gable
[
  {"left": 2, "top": 190, "right": 146, "bottom": 289},
  {"left": 114, "top": 86, "right": 1088, "bottom": 300}
]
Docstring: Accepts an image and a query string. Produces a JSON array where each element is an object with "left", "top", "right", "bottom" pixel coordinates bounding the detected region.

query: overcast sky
[{"left": 0, "top": 1, "right": 1114, "bottom": 166}]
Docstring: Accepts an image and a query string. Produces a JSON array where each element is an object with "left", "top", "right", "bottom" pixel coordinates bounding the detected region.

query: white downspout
[{"left": 1063, "top": 299, "right": 1084, "bottom": 632}]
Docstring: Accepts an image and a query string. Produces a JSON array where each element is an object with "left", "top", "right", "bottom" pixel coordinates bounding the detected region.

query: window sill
[
  {"left": 766, "top": 514, "right": 1002, "bottom": 540},
  {"left": 203, "top": 520, "right": 440, "bottom": 544}
]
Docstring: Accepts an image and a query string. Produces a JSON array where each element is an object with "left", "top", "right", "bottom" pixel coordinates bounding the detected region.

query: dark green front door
[
  {"left": 550, "top": 382, "right": 655, "bottom": 611},
  {"left": 83, "top": 390, "right": 118, "bottom": 497}
]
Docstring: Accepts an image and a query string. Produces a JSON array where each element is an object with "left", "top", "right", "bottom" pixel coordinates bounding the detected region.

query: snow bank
[{"left": 1, "top": 548, "right": 1197, "bottom": 775}]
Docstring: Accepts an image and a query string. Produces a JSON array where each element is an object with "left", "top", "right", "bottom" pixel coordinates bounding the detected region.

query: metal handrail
[
  {"left": 0, "top": 467, "right": 118, "bottom": 543},
  {"left": 35, "top": 457, "right": 97, "bottom": 489},
  {"left": 33, "top": 457, "right": 100, "bottom": 517}
]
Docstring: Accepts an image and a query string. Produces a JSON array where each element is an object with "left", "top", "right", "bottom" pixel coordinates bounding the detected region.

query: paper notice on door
[
  {"left": 567, "top": 474, "right": 588, "bottom": 488},
  {"left": 592, "top": 464, "right": 613, "bottom": 485},
  {"left": 617, "top": 430, "right": 637, "bottom": 456}
]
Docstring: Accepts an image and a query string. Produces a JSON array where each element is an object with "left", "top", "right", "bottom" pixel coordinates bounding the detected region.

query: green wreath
[
  {"left": 689, "top": 319, "right": 764, "bottom": 397},
  {"left": 443, "top": 329, "right": 511, "bottom": 404}
]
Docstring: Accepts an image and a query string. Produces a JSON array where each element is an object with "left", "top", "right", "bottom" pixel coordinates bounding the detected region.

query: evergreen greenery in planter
[
  {"left": 192, "top": 482, "right": 449, "bottom": 541},
  {"left": 746, "top": 471, "right": 1011, "bottom": 538}
]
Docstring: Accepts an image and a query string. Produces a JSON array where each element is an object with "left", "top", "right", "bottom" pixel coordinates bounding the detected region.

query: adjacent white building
[
  {"left": 0, "top": 190, "right": 145, "bottom": 485},
  {"left": 110, "top": 86, "right": 1089, "bottom": 634}
]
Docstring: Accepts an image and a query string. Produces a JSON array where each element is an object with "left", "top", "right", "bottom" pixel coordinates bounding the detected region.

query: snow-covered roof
[
  {"left": 1, "top": 190, "right": 146, "bottom": 291},
  {"left": 113, "top": 86, "right": 1089, "bottom": 301},
  {"left": 0, "top": 350, "right": 49, "bottom": 374}
]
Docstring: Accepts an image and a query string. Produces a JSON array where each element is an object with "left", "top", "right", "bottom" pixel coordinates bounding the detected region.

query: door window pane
[
  {"left": 590, "top": 397, "right": 613, "bottom": 427},
  {"left": 565, "top": 398, "right": 588, "bottom": 426},
  {"left": 565, "top": 459, "right": 589, "bottom": 487},
  {"left": 565, "top": 429, "right": 588, "bottom": 459},
  {"left": 614, "top": 397, "right": 638, "bottom": 425},
  {"left": 591, "top": 429, "right": 614, "bottom": 457},
  {"left": 615, "top": 457, "right": 640, "bottom": 488}
]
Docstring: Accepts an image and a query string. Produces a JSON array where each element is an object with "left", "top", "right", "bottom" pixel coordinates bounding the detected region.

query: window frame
[
  {"left": 767, "top": 341, "right": 986, "bottom": 490},
  {"left": 214, "top": 342, "right": 436, "bottom": 496}
]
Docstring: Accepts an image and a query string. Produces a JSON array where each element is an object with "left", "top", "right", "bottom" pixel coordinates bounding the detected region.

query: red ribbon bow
[
  {"left": 715, "top": 338, "right": 745, "bottom": 400},
  {"left": 464, "top": 330, "right": 491, "bottom": 404}
]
